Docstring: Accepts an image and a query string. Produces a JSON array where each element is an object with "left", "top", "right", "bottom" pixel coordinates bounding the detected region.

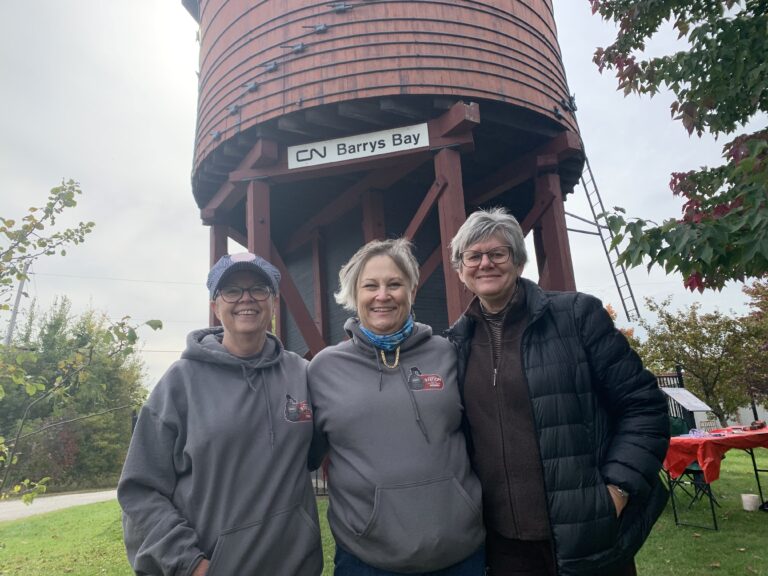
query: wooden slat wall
[{"left": 192, "top": 0, "right": 574, "bottom": 171}]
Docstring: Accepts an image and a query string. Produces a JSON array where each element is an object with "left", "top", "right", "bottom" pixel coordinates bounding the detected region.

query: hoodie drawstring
[
  {"left": 373, "top": 350, "right": 384, "bottom": 391},
  {"left": 399, "top": 365, "right": 430, "bottom": 444},
  {"left": 243, "top": 365, "right": 275, "bottom": 450}
]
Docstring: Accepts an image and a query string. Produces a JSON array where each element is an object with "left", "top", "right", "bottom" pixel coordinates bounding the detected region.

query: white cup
[{"left": 741, "top": 493, "right": 760, "bottom": 512}]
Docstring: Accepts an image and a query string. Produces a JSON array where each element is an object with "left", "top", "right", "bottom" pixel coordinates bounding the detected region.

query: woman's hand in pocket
[
  {"left": 607, "top": 485, "right": 629, "bottom": 518},
  {"left": 192, "top": 558, "right": 210, "bottom": 576}
]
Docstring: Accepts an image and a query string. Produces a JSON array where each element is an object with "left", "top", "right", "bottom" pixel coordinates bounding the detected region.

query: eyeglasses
[
  {"left": 217, "top": 285, "right": 272, "bottom": 303},
  {"left": 460, "top": 246, "right": 513, "bottom": 268}
]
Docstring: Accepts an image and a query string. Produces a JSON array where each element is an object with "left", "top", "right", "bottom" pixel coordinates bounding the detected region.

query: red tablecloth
[{"left": 663, "top": 428, "right": 768, "bottom": 484}]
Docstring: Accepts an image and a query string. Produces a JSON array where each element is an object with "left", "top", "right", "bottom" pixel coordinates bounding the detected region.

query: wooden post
[
  {"left": 311, "top": 232, "right": 328, "bottom": 341},
  {"left": 246, "top": 180, "right": 271, "bottom": 257},
  {"left": 532, "top": 173, "right": 576, "bottom": 291},
  {"left": 361, "top": 190, "right": 386, "bottom": 242},
  {"left": 434, "top": 148, "right": 470, "bottom": 322},
  {"left": 209, "top": 224, "right": 229, "bottom": 326}
]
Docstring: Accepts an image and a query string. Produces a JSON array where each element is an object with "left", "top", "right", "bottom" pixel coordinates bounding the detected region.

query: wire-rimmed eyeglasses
[
  {"left": 217, "top": 285, "right": 273, "bottom": 303},
  {"left": 460, "top": 246, "right": 514, "bottom": 268}
]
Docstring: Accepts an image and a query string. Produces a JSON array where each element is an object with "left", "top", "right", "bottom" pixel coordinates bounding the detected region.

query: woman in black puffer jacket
[{"left": 445, "top": 207, "right": 669, "bottom": 576}]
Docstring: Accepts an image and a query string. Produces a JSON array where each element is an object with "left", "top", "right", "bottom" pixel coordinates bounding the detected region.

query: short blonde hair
[{"left": 335, "top": 238, "right": 420, "bottom": 312}]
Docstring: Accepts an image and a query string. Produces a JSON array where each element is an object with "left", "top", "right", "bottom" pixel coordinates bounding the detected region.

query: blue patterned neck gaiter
[{"left": 359, "top": 315, "right": 414, "bottom": 351}]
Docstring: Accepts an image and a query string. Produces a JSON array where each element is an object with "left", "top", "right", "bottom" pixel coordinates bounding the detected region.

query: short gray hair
[
  {"left": 449, "top": 207, "right": 528, "bottom": 269},
  {"left": 335, "top": 238, "right": 420, "bottom": 312}
]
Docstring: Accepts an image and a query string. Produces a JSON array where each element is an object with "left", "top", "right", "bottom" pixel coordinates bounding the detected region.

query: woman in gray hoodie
[
  {"left": 309, "top": 239, "right": 485, "bottom": 576},
  {"left": 118, "top": 253, "right": 322, "bottom": 576}
]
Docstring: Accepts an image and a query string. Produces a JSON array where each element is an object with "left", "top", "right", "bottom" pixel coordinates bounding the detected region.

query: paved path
[{"left": 0, "top": 489, "right": 117, "bottom": 522}]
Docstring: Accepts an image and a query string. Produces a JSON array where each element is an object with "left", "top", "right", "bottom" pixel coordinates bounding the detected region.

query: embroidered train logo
[
  {"left": 407, "top": 367, "right": 445, "bottom": 391},
  {"left": 284, "top": 394, "right": 313, "bottom": 422}
]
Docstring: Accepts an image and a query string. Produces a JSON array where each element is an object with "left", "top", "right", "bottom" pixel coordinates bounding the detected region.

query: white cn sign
[{"left": 287, "top": 123, "right": 430, "bottom": 169}]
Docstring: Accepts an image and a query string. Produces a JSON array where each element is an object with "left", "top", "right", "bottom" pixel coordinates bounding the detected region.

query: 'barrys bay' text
[{"left": 288, "top": 123, "right": 429, "bottom": 169}]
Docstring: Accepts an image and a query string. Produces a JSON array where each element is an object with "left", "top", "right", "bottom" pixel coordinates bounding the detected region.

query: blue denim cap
[{"left": 207, "top": 252, "right": 281, "bottom": 299}]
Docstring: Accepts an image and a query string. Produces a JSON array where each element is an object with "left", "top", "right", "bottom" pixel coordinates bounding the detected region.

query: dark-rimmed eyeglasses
[
  {"left": 217, "top": 285, "right": 272, "bottom": 303},
  {"left": 460, "top": 246, "right": 513, "bottom": 268}
]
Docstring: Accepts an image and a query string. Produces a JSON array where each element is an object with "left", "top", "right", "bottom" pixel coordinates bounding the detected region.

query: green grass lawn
[{"left": 1, "top": 450, "right": 766, "bottom": 575}]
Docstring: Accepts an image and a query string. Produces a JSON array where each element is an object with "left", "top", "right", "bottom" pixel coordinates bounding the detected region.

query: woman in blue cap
[{"left": 119, "top": 252, "right": 322, "bottom": 576}]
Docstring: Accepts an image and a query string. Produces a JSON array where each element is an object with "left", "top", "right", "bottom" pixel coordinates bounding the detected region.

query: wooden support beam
[
  {"left": 227, "top": 227, "right": 247, "bottom": 249},
  {"left": 416, "top": 245, "right": 444, "bottom": 293},
  {"left": 210, "top": 224, "right": 229, "bottom": 265},
  {"left": 469, "top": 157, "right": 534, "bottom": 206},
  {"left": 337, "top": 101, "right": 391, "bottom": 126},
  {"left": 362, "top": 190, "right": 386, "bottom": 242},
  {"left": 246, "top": 180, "right": 271, "bottom": 257},
  {"left": 467, "top": 131, "right": 582, "bottom": 205},
  {"left": 434, "top": 148, "right": 471, "bottom": 322},
  {"left": 201, "top": 139, "right": 278, "bottom": 223},
  {"left": 283, "top": 156, "right": 427, "bottom": 253},
  {"left": 208, "top": 224, "right": 229, "bottom": 327},
  {"left": 380, "top": 98, "right": 424, "bottom": 119},
  {"left": 305, "top": 108, "right": 361, "bottom": 133},
  {"left": 532, "top": 173, "right": 576, "bottom": 291},
  {"left": 403, "top": 179, "right": 446, "bottom": 241},
  {"left": 431, "top": 101, "right": 481, "bottom": 137},
  {"left": 270, "top": 242, "right": 327, "bottom": 355},
  {"left": 311, "top": 233, "right": 328, "bottom": 340},
  {"left": 278, "top": 115, "right": 326, "bottom": 138},
  {"left": 201, "top": 181, "right": 245, "bottom": 225},
  {"left": 520, "top": 183, "right": 556, "bottom": 236}
]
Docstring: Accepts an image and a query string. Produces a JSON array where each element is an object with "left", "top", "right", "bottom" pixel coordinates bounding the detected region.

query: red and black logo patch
[
  {"left": 284, "top": 394, "right": 313, "bottom": 422},
  {"left": 406, "top": 367, "right": 445, "bottom": 391}
]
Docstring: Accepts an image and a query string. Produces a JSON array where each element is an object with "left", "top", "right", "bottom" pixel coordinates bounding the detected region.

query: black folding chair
[{"left": 665, "top": 416, "right": 719, "bottom": 530}]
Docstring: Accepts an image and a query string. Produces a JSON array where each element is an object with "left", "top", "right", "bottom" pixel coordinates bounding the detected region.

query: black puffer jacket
[{"left": 445, "top": 278, "right": 669, "bottom": 576}]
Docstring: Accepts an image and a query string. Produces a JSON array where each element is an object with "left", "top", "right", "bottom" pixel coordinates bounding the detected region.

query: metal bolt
[{"left": 281, "top": 43, "right": 306, "bottom": 54}]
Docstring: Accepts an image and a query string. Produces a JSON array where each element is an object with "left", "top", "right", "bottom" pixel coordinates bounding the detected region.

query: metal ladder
[{"left": 567, "top": 155, "right": 641, "bottom": 322}]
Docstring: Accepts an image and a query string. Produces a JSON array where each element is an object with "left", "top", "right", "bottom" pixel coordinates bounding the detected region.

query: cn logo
[{"left": 295, "top": 146, "right": 327, "bottom": 163}]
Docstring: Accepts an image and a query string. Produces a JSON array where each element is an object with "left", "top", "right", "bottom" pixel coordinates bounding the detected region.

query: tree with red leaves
[{"left": 590, "top": 1, "right": 768, "bottom": 291}]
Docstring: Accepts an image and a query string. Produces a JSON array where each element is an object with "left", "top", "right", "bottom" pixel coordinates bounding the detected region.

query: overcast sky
[{"left": 0, "top": 1, "right": 756, "bottom": 388}]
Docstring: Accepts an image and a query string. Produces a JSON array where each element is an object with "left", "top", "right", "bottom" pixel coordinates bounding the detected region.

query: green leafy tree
[
  {"left": 1, "top": 180, "right": 94, "bottom": 311},
  {"left": 734, "top": 277, "right": 768, "bottom": 398},
  {"left": 1, "top": 298, "right": 158, "bottom": 496},
  {"left": 1, "top": 181, "right": 94, "bottom": 500},
  {"left": 590, "top": 1, "right": 768, "bottom": 291},
  {"left": 8, "top": 301, "right": 148, "bottom": 488},
  {"left": 638, "top": 297, "right": 755, "bottom": 425},
  {"left": 0, "top": 181, "right": 160, "bottom": 501}
]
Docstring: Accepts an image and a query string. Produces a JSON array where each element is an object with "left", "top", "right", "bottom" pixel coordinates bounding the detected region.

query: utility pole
[{"left": 4, "top": 260, "right": 31, "bottom": 346}]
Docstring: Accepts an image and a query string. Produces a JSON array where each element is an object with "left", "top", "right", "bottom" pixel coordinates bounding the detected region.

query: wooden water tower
[{"left": 182, "top": 0, "right": 584, "bottom": 356}]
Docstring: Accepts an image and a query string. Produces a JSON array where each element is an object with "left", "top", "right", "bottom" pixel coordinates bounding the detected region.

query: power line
[{"left": 16, "top": 403, "right": 136, "bottom": 442}]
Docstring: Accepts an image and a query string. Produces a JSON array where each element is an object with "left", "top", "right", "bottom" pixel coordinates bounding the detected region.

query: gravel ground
[{"left": 0, "top": 489, "right": 117, "bottom": 522}]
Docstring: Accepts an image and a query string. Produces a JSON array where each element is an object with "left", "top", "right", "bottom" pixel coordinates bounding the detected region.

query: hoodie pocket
[
  {"left": 354, "top": 476, "right": 483, "bottom": 572},
  {"left": 207, "top": 505, "right": 321, "bottom": 576}
]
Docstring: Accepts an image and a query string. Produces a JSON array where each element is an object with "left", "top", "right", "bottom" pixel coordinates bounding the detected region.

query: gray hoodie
[
  {"left": 308, "top": 319, "right": 484, "bottom": 573},
  {"left": 118, "top": 328, "right": 322, "bottom": 576}
]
